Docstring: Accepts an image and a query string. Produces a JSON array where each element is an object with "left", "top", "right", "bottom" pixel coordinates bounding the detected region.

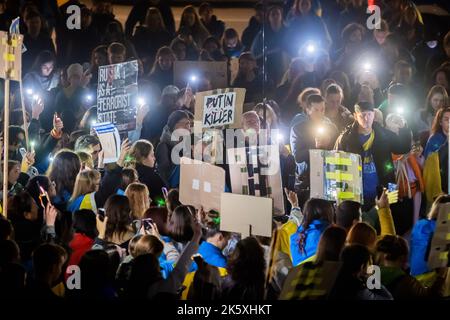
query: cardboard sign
[
  {"left": 0, "top": 32, "right": 23, "bottom": 81},
  {"left": 96, "top": 60, "right": 139, "bottom": 132},
  {"left": 428, "top": 202, "right": 450, "bottom": 269},
  {"left": 174, "top": 60, "right": 228, "bottom": 90},
  {"left": 229, "top": 58, "right": 239, "bottom": 84},
  {"left": 279, "top": 261, "right": 342, "bottom": 300},
  {"left": 220, "top": 193, "right": 273, "bottom": 238},
  {"left": 92, "top": 122, "right": 121, "bottom": 164},
  {"left": 310, "top": 150, "right": 363, "bottom": 204},
  {"left": 195, "top": 88, "right": 245, "bottom": 129},
  {"left": 227, "top": 144, "right": 285, "bottom": 216},
  {"left": 179, "top": 157, "right": 225, "bottom": 212}
]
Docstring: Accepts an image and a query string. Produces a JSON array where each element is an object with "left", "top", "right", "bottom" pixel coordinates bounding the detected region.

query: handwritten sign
[
  {"left": 195, "top": 88, "right": 245, "bottom": 129},
  {"left": 96, "top": 60, "right": 138, "bottom": 132},
  {"left": 202, "top": 92, "right": 236, "bottom": 127}
]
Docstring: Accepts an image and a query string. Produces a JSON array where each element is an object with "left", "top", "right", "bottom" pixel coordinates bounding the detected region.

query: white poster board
[
  {"left": 227, "top": 144, "right": 284, "bottom": 215},
  {"left": 220, "top": 193, "right": 273, "bottom": 238},
  {"left": 179, "top": 157, "right": 225, "bottom": 212}
]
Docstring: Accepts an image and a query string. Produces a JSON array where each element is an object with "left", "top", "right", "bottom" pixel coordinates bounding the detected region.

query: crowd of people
[{"left": 0, "top": 0, "right": 450, "bottom": 301}]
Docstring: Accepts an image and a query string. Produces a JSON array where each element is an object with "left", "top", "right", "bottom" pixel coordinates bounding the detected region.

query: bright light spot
[
  {"left": 396, "top": 107, "right": 404, "bottom": 114},
  {"left": 33, "top": 95, "right": 39, "bottom": 101},
  {"left": 86, "top": 94, "right": 93, "bottom": 101},
  {"left": 138, "top": 97, "right": 145, "bottom": 106},
  {"left": 306, "top": 44, "right": 316, "bottom": 54},
  {"left": 26, "top": 88, "right": 33, "bottom": 95},
  {"left": 190, "top": 75, "right": 198, "bottom": 82},
  {"left": 317, "top": 127, "right": 325, "bottom": 135},
  {"left": 363, "top": 62, "right": 372, "bottom": 71},
  {"left": 90, "top": 120, "right": 97, "bottom": 126},
  {"left": 30, "top": 141, "right": 35, "bottom": 148},
  {"left": 49, "top": 156, "right": 54, "bottom": 162},
  {"left": 277, "top": 133, "right": 284, "bottom": 142}
]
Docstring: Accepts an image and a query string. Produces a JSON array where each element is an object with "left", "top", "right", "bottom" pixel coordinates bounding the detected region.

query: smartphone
[
  {"left": 37, "top": 181, "right": 50, "bottom": 209},
  {"left": 387, "top": 183, "right": 398, "bottom": 193},
  {"left": 19, "top": 147, "right": 27, "bottom": 158},
  {"left": 162, "top": 187, "right": 168, "bottom": 198},
  {"left": 142, "top": 218, "right": 153, "bottom": 231},
  {"left": 98, "top": 208, "right": 105, "bottom": 217}
]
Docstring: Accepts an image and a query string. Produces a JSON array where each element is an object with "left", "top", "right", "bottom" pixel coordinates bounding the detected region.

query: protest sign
[
  {"left": 194, "top": 88, "right": 245, "bottom": 129},
  {"left": 427, "top": 202, "right": 450, "bottom": 269},
  {"left": 220, "top": 193, "right": 272, "bottom": 238},
  {"left": 92, "top": 122, "right": 121, "bottom": 164},
  {"left": 279, "top": 261, "right": 342, "bottom": 300},
  {"left": 96, "top": 60, "right": 139, "bottom": 132},
  {"left": 0, "top": 31, "right": 22, "bottom": 81},
  {"left": 174, "top": 60, "right": 228, "bottom": 90},
  {"left": 310, "top": 150, "right": 363, "bottom": 204},
  {"left": 227, "top": 144, "right": 284, "bottom": 216},
  {"left": 179, "top": 157, "right": 225, "bottom": 212}
]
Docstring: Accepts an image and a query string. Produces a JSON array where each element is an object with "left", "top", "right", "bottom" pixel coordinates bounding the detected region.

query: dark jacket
[
  {"left": 135, "top": 163, "right": 166, "bottom": 203},
  {"left": 155, "top": 125, "right": 178, "bottom": 187},
  {"left": 334, "top": 121, "right": 412, "bottom": 187},
  {"left": 125, "top": 0, "right": 175, "bottom": 37},
  {"left": 290, "top": 116, "right": 338, "bottom": 176},
  {"left": 201, "top": 15, "right": 225, "bottom": 40},
  {"left": 242, "top": 17, "right": 262, "bottom": 51},
  {"left": 132, "top": 27, "right": 172, "bottom": 69},
  {"left": 23, "top": 33, "right": 56, "bottom": 74}
]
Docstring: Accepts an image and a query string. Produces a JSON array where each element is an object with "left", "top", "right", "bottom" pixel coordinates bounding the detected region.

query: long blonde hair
[
  {"left": 125, "top": 182, "right": 151, "bottom": 220},
  {"left": 70, "top": 169, "right": 101, "bottom": 202}
]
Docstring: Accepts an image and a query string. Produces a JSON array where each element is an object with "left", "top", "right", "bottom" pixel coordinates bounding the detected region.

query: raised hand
[
  {"left": 117, "top": 138, "right": 131, "bottom": 167},
  {"left": 44, "top": 202, "right": 58, "bottom": 227}
]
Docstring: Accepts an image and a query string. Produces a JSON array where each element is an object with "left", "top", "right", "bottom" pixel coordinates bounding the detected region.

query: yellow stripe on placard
[
  {"left": 325, "top": 172, "right": 353, "bottom": 181},
  {"left": 1, "top": 38, "right": 18, "bottom": 47},
  {"left": 337, "top": 192, "right": 355, "bottom": 199},
  {"left": 439, "top": 252, "right": 448, "bottom": 260},
  {"left": 325, "top": 157, "right": 352, "bottom": 166},
  {"left": 358, "top": 166, "right": 362, "bottom": 171},
  {"left": 3, "top": 53, "right": 15, "bottom": 61},
  {"left": 446, "top": 234, "right": 450, "bottom": 241}
]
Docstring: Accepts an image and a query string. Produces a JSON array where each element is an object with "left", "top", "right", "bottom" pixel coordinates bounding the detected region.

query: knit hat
[
  {"left": 67, "top": 63, "right": 83, "bottom": 79},
  {"left": 167, "top": 110, "right": 190, "bottom": 131},
  {"left": 162, "top": 85, "right": 180, "bottom": 96}
]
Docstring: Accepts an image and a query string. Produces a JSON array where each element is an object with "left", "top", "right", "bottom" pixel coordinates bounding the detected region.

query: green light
[
  {"left": 212, "top": 217, "right": 220, "bottom": 225},
  {"left": 385, "top": 162, "right": 393, "bottom": 172},
  {"left": 156, "top": 198, "right": 166, "bottom": 207}
]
